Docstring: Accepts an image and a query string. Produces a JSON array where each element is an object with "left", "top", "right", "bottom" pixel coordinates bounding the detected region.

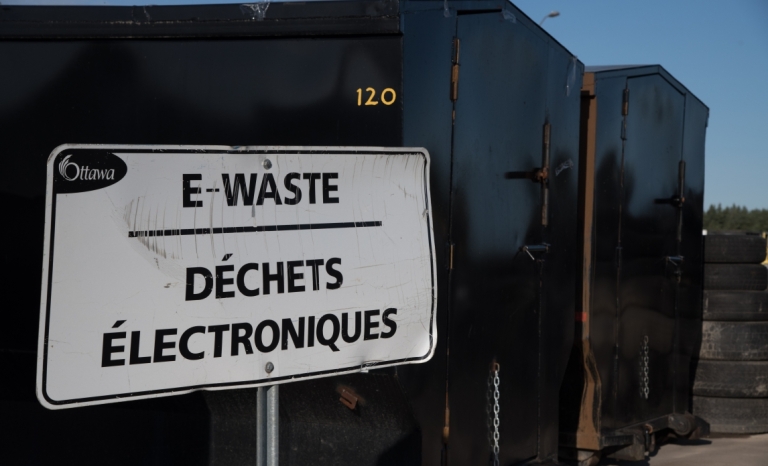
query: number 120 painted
[{"left": 356, "top": 87, "right": 397, "bottom": 106}]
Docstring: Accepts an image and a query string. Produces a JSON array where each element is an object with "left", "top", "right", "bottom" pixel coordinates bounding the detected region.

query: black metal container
[
  {"left": 559, "top": 66, "right": 708, "bottom": 463},
  {"left": 0, "top": 1, "right": 582, "bottom": 464}
]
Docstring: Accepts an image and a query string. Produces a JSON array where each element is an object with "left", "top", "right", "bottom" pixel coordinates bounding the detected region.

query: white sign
[{"left": 37, "top": 145, "right": 436, "bottom": 409}]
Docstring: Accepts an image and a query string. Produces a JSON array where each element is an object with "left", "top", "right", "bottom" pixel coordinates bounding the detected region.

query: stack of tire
[{"left": 693, "top": 232, "right": 768, "bottom": 434}]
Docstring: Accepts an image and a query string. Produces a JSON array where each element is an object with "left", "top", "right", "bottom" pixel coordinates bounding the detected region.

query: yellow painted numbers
[{"left": 356, "top": 88, "right": 397, "bottom": 106}]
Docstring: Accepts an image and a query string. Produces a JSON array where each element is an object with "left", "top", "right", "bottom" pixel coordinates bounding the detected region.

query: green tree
[{"left": 704, "top": 204, "right": 768, "bottom": 232}]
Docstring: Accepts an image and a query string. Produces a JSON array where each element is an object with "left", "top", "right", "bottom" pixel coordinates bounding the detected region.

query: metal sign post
[{"left": 257, "top": 385, "right": 279, "bottom": 466}]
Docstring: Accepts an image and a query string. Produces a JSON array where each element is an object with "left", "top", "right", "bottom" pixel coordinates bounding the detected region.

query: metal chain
[
  {"left": 639, "top": 336, "right": 649, "bottom": 400},
  {"left": 486, "top": 362, "right": 500, "bottom": 466}
]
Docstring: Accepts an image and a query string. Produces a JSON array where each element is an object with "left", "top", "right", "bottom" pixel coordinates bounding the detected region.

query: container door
[
  {"left": 616, "top": 75, "right": 685, "bottom": 425},
  {"left": 447, "top": 12, "right": 549, "bottom": 465},
  {"left": 676, "top": 98, "right": 708, "bottom": 413}
]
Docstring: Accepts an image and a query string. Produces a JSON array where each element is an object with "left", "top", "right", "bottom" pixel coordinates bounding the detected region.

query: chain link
[
  {"left": 639, "top": 335, "right": 649, "bottom": 400},
  {"left": 486, "top": 362, "right": 500, "bottom": 466}
]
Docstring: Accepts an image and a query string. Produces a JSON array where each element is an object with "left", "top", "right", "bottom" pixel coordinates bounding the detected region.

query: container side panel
[
  {"left": 677, "top": 99, "right": 707, "bottom": 414},
  {"left": 450, "top": 13, "right": 548, "bottom": 465},
  {"left": 0, "top": 393, "right": 209, "bottom": 466},
  {"left": 0, "top": 36, "right": 403, "bottom": 464},
  {"left": 400, "top": 9, "right": 457, "bottom": 466},
  {"left": 590, "top": 75, "right": 626, "bottom": 431},
  {"left": 617, "top": 75, "right": 685, "bottom": 426},
  {"left": 540, "top": 47, "right": 582, "bottom": 461}
]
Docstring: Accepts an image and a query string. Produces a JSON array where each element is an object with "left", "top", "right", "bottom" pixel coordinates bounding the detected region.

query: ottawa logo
[
  {"left": 53, "top": 150, "right": 127, "bottom": 194},
  {"left": 58, "top": 154, "right": 116, "bottom": 181}
]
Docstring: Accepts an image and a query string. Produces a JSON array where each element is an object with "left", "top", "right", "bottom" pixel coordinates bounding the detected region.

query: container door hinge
[
  {"left": 622, "top": 88, "right": 630, "bottom": 116},
  {"left": 448, "top": 243, "right": 455, "bottom": 270},
  {"left": 450, "top": 38, "right": 460, "bottom": 102}
]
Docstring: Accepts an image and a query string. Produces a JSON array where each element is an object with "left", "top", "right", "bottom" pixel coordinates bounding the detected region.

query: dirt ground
[{"left": 599, "top": 433, "right": 768, "bottom": 465}]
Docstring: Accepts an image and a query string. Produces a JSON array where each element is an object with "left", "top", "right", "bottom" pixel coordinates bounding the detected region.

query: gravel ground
[{"left": 599, "top": 433, "right": 768, "bottom": 465}]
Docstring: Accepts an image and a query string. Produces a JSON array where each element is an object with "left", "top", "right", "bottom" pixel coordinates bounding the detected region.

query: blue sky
[
  {"left": 6, "top": 0, "right": 767, "bottom": 209},
  {"left": 512, "top": 0, "right": 768, "bottom": 210}
]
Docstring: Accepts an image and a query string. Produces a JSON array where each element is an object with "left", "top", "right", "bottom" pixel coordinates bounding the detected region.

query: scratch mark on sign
[
  {"left": 161, "top": 202, "right": 168, "bottom": 259},
  {"left": 193, "top": 191, "right": 199, "bottom": 259},
  {"left": 209, "top": 177, "right": 216, "bottom": 259},
  {"left": 153, "top": 206, "right": 160, "bottom": 256}
]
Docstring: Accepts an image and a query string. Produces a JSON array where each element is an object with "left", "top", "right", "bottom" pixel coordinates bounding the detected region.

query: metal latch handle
[
  {"left": 666, "top": 255, "right": 684, "bottom": 282},
  {"left": 504, "top": 122, "right": 552, "bottom": 227},
  {"left": 666, "top": 255, "right": 684, "bottom": 266},
  {"left": 520, "top": 243, "right": 550, "bottom": 260}
]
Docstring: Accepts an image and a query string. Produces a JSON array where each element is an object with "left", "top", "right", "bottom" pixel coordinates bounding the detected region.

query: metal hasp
[{"left": 558, "top": 66, "right": 709, "bottom": 463}]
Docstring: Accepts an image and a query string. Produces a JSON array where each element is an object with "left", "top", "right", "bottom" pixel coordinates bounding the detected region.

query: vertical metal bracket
[
  {"left": 676, "top": 160, "right": 686, "bottom": 243},
  {"left": 541, "top": 122, "right": 551, "bottom": 226},
  {"left": 622, "top": 88, "right": 629, "bottom": 116},
  {"left": 621, "top": 87, "right": 629, "bottom": 140}
]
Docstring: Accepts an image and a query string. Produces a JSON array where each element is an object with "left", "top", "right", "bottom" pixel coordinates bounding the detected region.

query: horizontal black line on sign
[{"left": 128, "top": 221, "right": 383, "bottom": 238}]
